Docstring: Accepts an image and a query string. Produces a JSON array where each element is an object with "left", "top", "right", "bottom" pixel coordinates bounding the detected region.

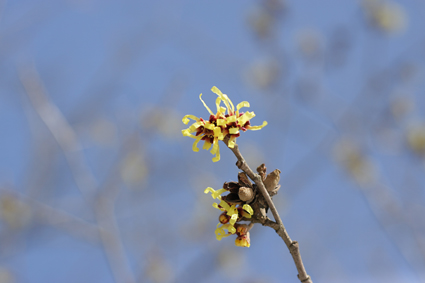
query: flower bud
[
  {"left": 235, "top": 224, "right": 249, "bottom": 236},
  {"left": 235, "top": 233, "right": 251, "bottom": 248},
  {"left": 257, "top": 163, "right": 267, "bottom": 181},
  {"left": 238, "top": 187, "right": 254, "bottom": 202},
  {"left": 263, "top": 169, "right": 281, "bottom": 192},
  {"left": 219, "top": 212, "right": 230, "bottom": 224}
]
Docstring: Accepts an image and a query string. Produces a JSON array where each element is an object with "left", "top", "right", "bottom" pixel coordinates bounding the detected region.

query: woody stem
[{"left": 224, "top": 139, "right": 312, "bottom": 283}]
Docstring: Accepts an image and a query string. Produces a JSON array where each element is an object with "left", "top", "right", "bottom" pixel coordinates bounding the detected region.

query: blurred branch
[
  {"left": 0, "top": 188, "right": 101, "bottom": 242},
  {"left": 18, "top": 63, "right": 136, "bottom": 283}
]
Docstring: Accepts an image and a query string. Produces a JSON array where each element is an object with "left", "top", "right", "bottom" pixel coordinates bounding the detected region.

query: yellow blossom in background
[
  {"left": 0, "top": 194, "right": 32, "bottom": 229},
  {"left": 406, "top": 123, "right": 425, "bottom": 155},
  {"left": 334, "top": 139, "right": 377, "bottom": 186},
  {"left": 182, "top": 86, "right": 267, "bottom": 162},
  {"left": 362, "top": 0, "right": 407, "bottom": 34}
]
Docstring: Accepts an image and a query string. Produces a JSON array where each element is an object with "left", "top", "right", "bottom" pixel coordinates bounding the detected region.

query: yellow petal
[
  {"left": 218, "top": 223, "right": 236, "bottom": 234},
  {"left": 211, "top": 86, "right": 224, "bottom": 97},
  {"left": 212, "top": 150, "right": 220, "bottom": 162},
  {"left": 215, "top": 225, "right": 226, "bottom": 240},
  {"left": 215, "top": 97, "right": 222, "bottom": 113},
  {"left": 226, "top": 204, "right": 237, "bottom": 216},
  {"left": 223, "top": 223, "right": 236, "bottom": 234},
  {"left": 213, "top": 127, "right": 224, "bottom": 140},
  {"left": 227, "top": 136, "right": 236, "bottom": 148},
  {"left": 204, "top": 187, "right": 214, "bottom": 194},
  {"left": 210, "top": 138, "right": 219, "bottom": 155},
  {"left": 229, "top": 213, "right": 238, "bottom": 225},
  {"left": 182, "top": 129, "right": 197, "bottom": 138},
  {"left": 192, "top": 135, "right": 203, "bottom": 152},
  {"left": 226, "top": 115, "right": 237, "bottom": 123},
  {"left": 211, "top": 188, "right": 227, "bottom": 199},
  {"left": 236, "top": 101, "right": 250, "bottom": 116},
  {"left": 188, "top": 121, "right": 203, "bottom": 132},
  {"left": 215, "top": 224, "right": 233, "bottom": 240},
  {"left": 199, "top": 93, "right": 214, "bottom": 115},
  {"left": 242, "top": 204, "right": 254, "bottom": 215},
  {"left": 229, "top": 127, "right": 239, "bottom": 135},
  {"left": 238, "top": 111, "right": 256, "bottom": 125},
  {"left": 182, "top": 115, "right": 199, "bottom": 125},
  {"left": 219, "top": 200, "right": 230, "bottom": 211},
  {"left": 204, "top": 122, "right": 215, "bottom": 130},
  {"left": 211, "top": 86, "right": 233, "bottom": 115},
  {"left": 241, "top": 211, "right": 252, "bottom": 219},
  {"left": 203, "top": 140, "right": 212, "bottom": 150},
  {"left": 204, "top": 187, "right": 225, "bottom": 198},
  {"left": 247, "top": 121, "right": 268, "bottom": 130},
  {"left": 216, "top": 118, "right": 226, "bottom": 126},
  {"left": 223, "top": 94, "right": 235, "bottom": 115}
]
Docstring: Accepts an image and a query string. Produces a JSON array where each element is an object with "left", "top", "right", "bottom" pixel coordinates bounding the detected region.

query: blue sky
[{"left": 1, "top": 0, "right": 425, "bottom": 282}]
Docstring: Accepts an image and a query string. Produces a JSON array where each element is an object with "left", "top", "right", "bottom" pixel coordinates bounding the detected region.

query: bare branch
[{"left": 224, "top": 138, "right": 312, "bottom": 283}]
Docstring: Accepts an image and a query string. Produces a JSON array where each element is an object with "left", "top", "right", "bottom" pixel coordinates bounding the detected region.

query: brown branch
[{"left": 224, "top": 139, "right": 312, "bottom": 283}]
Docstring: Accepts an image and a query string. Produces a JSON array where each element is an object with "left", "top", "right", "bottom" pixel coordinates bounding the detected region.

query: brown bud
[
  {"left": 263, "top": 169, "right": 281, "bottom": 192},
  {"left": 238, "top": 187, "right": 254, "bottom": 202},
  {"left": 256, "top": 163, "right": 267, "bottom": 181},
  {"left": 223, "top": 182, "right": 240, "bottom": 193},
  {"left": 222, "top": 193, "right": 243, "bottom": 204},
  {"left": 268, "top": 184, "right": 281, "bottom": 196},
  {"left": 238, "top": 172, "right": 252, "bottom": 187},
  {"left": 219, "top": 212, "right": 230, "bottom": 224},
  {"left": 235, "top": 224, "right": 249, "bottom": 236}
]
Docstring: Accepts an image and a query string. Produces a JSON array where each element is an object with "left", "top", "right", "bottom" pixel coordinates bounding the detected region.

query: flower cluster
[
  {"left": 204, "top": 187, "right": 253, "bottom": 247},
  {"left": 182, "top": 86, "right": 267, "bottom": 162}
]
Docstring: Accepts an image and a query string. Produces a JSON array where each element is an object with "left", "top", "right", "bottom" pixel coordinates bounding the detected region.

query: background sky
[{"left": 1, "top": 0, "right": 425, "bottom": 282}]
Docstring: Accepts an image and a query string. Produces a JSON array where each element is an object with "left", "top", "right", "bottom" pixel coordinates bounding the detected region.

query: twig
[{"left": 225, "top": 139, "right": 312, "bottom": 283}]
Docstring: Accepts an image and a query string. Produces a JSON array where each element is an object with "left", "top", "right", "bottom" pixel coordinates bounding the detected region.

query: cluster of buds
[
  {"left": 204, "top": 166, "right": 282, "bottom": 247},
  {"left": 182, "top": 86, "right": 267, "bottom": 162},
  {"left": 204, "top": 173, "right": 256, "bottom": 248}
]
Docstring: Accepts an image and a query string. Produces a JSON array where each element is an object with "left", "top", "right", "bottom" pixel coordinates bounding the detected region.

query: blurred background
[{"left": 1, "top": 0, "right": 425, "bottom": 282}]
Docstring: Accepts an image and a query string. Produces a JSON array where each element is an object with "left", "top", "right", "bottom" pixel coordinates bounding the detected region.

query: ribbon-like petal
[
  {"left": 229, "top": 127, "right": 239, "bottom": 135},
  {"left": 199, "top": 93, "right": 214, "bottom": 115},
  {"left": 236, "top": 101, "right": 250, "bottom": 116},
  {"left": 247, "top": 121, "right": 268, "bottom": 130},
  {"left": 203, "top": 140, "right": 212, "bottom": 150},
  {"left": 242, "top": 204, "right": 254, "bottom": 215},
  {"left": 182, "top": 114, "right": 199, "bottom": 125},
  {"left": 227, "top": 135, "right": 237, "bottom": 148},
  {"left": 181, "top": 129, "right": 197, "bottom": 138},
  {"left": 226, "top": 115, "right": 237, "bottom": 123},
  {"left": 238, "top": 111, "right": 256, "bottom": 126},
  {"left": 191, "top": 135, "right": 203, "bottom": 152}
]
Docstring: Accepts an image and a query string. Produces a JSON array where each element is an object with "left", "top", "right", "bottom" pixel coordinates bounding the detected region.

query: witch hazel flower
[
  {"left": 182, "top": 86, "right": 267, "bottom": 162},
  {"left": 204, "top": 185, "right": 254, "bottom": 247}
]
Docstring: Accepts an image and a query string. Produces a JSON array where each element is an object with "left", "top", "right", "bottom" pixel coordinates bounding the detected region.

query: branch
[{"left": 224, "top": 139, "right": 312, "bottom": 283}]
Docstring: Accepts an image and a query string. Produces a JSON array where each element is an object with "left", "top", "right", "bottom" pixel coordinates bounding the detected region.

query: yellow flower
[
  {"left": 205, "top": 187, "right": 254, "bottom": 243},
  {"left": 182, "top": 86, "right": 267, "bottom": 162}
]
